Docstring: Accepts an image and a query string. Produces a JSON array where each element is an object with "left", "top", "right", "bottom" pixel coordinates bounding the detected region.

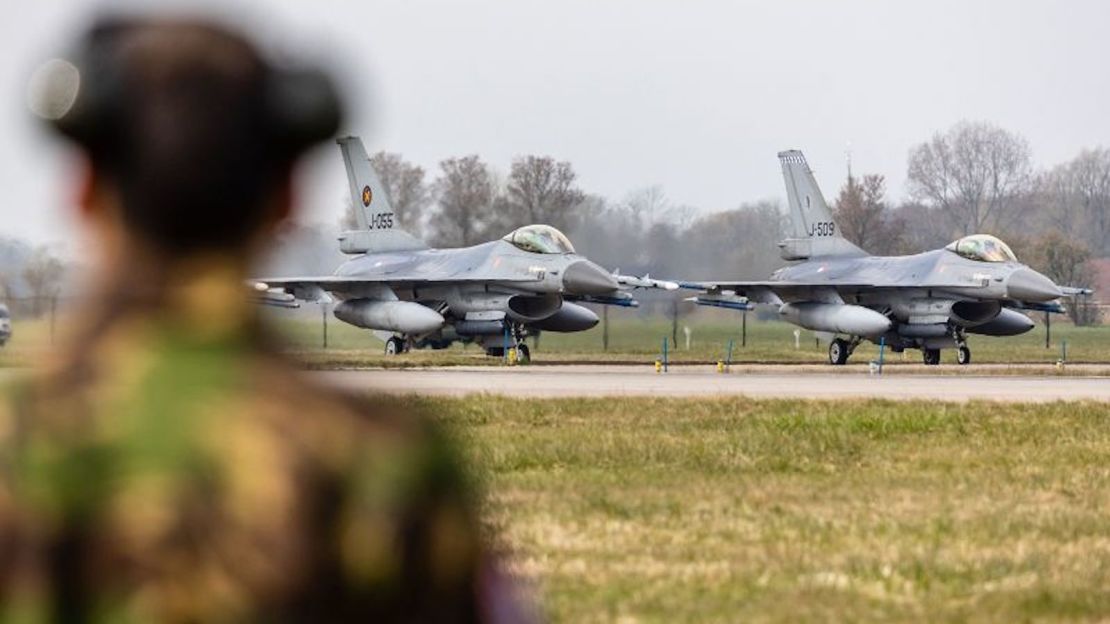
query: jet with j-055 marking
[
  {"left": 683, "top": 150, "right": 1093, "bottom": 365},
  {"left": 252, "top": 136, "right": 677, "bottom": 361}
]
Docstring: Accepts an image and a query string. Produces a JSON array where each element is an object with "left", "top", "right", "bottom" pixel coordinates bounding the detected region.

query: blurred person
[{"left": 1, "top": 16, "right": 527, "bottom": 623}]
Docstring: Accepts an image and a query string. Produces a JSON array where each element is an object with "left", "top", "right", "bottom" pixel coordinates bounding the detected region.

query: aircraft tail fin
[
  {"left": 336, "top": 136, "right": 427, "bottom": 254},
  {"left": 777, "top": 150, "right": 865, "bottom": 260}
]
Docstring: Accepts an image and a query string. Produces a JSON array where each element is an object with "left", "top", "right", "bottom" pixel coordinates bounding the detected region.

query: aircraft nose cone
[
  {"left": 563, "top": 260, "right": 619, "bottom": 295},
  {"left": 1007, "top": 268, "right": 1062, "bottom": 302}
]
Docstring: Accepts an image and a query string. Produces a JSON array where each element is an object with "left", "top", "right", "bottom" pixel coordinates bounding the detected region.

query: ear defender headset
[{"left": 29, "top": 16, "right": 343, "bottom": 161}]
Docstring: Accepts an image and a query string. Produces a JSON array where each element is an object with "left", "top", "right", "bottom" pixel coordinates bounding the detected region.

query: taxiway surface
[{"left": 313, "top": 365, "right": 1110, "bottom": 402}]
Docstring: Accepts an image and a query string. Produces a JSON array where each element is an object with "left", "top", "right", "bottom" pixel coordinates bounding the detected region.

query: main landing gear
[
  {"left": 828, "top": 337, "right": 861, "bottom": 365},
  {"left": 921, "top": 345, "right": 971, "bottom": 366},
  {"left": 384, "top": 336, "right": 406, "bottom": 355},
  {"left": 922, "top": 348, "right": 941, "bottom": 365}
]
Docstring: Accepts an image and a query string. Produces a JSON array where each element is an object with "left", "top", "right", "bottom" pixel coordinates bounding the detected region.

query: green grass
[
  {"left": 7, "top": 309, "right": 1109, "bottom": 368},
  {"left": 261, "top": 306, "right": 1110, "bottom": 367},
  {"left": 401, "top": 396, "right": 1110, "bottom": 622}
]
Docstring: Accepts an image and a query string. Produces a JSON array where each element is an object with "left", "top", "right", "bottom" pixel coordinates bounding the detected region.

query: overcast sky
[{"left": 3, "top": 0, "right": 1109, "bottom": 250}]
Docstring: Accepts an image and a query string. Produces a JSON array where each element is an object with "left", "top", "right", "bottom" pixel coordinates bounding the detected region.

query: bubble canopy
[
  {"left": 502, "top": 224, "right": 576, "bottom": 254},
  {"left": 945, "top": 234, "right": 1018, "bottom": 263}
]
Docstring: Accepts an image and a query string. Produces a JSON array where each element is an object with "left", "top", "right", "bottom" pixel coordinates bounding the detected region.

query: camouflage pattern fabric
[{"left": 0, "top": 268, "right": 492, "bottom": 622}]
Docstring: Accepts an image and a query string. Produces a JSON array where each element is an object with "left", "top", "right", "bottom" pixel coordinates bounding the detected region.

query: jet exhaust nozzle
[
  {"left": 334, "top": 299, "right": 444, "bottom": 334},
  {"left": 779, "top": 302, "right": 891, "bottom": 337}
]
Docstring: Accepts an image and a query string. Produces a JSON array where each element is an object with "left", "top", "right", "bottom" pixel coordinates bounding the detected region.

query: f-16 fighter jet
[
  {"left": 253, "top": 136, "right": 676, "bottom": 361},
  {"left": 684, "top": 150, "right": 1092, "bottom": 365}
]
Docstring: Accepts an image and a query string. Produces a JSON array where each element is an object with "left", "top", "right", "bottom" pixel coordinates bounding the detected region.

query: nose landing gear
[{"left": 828, "top": 336, "right": 861, "bottom": 365}]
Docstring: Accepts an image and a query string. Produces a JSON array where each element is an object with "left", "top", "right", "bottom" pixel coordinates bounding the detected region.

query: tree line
[{"left": 4, "top": 119, "right": 1103, "bottom": 324}]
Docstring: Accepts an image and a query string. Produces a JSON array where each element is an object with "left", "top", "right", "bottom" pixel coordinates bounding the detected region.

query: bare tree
[
  {"left": 889, "top": 201, "right": 952, "bottom": 253},
  {"left": 623, "top": 185, "right": 669, "bottom": 227},
  {"left": 22, "top": 246, "right": 65, "bottom": 317},
  {"left": 431, "top": 155, "right": 496, "bottom": 247},
  {"left": 907, "top": 121, "right": 1032, "bottom": 236},
  {"left": 832, "top": 173, "right": 906, "bottom": 255},
  {"left": 681, "top": 200, "right": 785, "bottom": 280},
  {"left": 340, "top": 151, "right": 430, "bottom": 235},
  {"left": 1025, "top": 232, "right": 1100, "bottom": 325},
  {"left": 499, "top": 155, "right": 586, "bottom": 233},
  {"left": 1037, "top": 147, "right": 1110, "bottom": 256}
]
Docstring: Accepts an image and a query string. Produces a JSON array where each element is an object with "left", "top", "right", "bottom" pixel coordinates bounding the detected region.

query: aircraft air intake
[
  {"left": 966, "top": 309, "right": 1035, "bottom": 336},
  {"left": 530, "top": 302, "right": 599, "bottom": 332},
  {"left": 506, "top": 293, "right": 563, "bottom": 322}
]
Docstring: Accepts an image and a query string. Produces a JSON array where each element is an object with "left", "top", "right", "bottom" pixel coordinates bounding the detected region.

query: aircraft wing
[
  {"left": 680, "top": 278, "right": 997, "bottom": 306},
  {"left": 249, "top": 275, "right": 542, "bottom": 305},
  {"left": 681, "top": 278, "right": 995, "bottom": 292}
]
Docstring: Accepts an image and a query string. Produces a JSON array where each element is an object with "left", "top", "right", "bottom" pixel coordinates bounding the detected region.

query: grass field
[
  {"left": 406, "top": 396, "right": 1110, "bottom": 622},
  {"left": 4, "top": 309, "right": 1108, "bottom": 368},
  {"left": 260, "top": 306, "right": 1110, "bottom": 367}
]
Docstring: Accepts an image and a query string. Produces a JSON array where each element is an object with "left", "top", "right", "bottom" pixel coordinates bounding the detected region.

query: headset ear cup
[
  {"left": 266, "top": 67, "right": 342, "bottom": 155},
  {"left": 46, "top": 19, "right": 135, "bottom": 152}
]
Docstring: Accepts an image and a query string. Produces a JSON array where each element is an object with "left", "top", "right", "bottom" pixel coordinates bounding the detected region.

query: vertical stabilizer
[
  {"left": 335, "top": 136, "right": 427, "bottom": 254},
  {"left": 777, "top": 150, "right": 865, "bottom": 260}
]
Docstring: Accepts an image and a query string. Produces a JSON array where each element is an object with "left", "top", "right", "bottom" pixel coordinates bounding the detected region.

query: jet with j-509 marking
[
  {"left": 683, "top": 150, "right": 1092, "bottom": 365},
  {"left": 252, "top": 136, "right": 676, "bottom": 361}
]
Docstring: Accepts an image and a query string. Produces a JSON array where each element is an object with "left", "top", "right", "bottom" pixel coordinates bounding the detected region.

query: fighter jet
[
  {"left": 684, "top": 150, "right": 1092, "bottom": 365},
  {"left": 252, "top": 136, "right": 676, "bottom": 360}
]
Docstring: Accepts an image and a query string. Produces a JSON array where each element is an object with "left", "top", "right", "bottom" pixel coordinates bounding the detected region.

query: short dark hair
[{"left": 44, "top": 18, "right": 342, "bottom": 252}]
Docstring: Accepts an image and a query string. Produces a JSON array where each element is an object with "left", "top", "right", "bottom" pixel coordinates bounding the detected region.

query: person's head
[{"left": 32, "top": 16, "right": 342, "bottom": 262}]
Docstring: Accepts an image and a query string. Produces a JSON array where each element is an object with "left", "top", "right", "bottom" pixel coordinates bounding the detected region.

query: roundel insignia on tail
[{"left": 361, "top": 186, "right": 372, "bottom": 207}]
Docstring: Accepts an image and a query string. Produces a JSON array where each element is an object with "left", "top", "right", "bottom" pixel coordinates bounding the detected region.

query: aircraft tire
[
  {"left": 516, "top": 344, "right": 531, "bottom": 364},
  {"left": 957, "top": 345, "right": 971, "bottom": 365},
  {"left": 828, "top": 339, "right": 850, "bottom": 365},
  {"left": 922, "top": 348, "right": 941, "bottom": 365},
  {"left": 385, "top": 336, "right": 404, "bottom": 355}
]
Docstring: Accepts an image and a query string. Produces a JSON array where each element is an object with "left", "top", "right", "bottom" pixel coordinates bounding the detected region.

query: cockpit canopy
[
  {"left": 945, "top": 234, "right": 1018, "bottom": 263},
  {"left": 502, "top": 224, "right": 576, "bottom": 254}
]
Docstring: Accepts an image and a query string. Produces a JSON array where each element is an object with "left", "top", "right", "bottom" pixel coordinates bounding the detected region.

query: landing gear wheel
[
  {"left": 385, "top": 336, "right": 404, "bottom": 356},
  {"left": 922, "top": 348, "right": 941, "bottom": 366},
  {"left": 957, "top": 345, "right": 971, "bottom": 365},
  {"left": 828, "top": 338, "right": 850, "bottom": 365},
  {"left": 515, "top": 344, "right": 531, "bottom": 364}
]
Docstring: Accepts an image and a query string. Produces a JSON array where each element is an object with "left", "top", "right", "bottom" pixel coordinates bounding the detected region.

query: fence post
[
  {"left": 741, "top": 310, "right": 747, "bottom": 348},
  {"left": 1044, "top": 311, "right": 1050, "bottom": 349},
  {"left": 602, "top": 305, "right": 609, "bottom": 351},
  {"left": 321, "top": 302, "right": 328, "bottom": 350}
]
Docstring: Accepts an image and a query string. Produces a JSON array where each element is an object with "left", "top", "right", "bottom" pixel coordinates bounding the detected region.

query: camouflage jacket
[{"left": 0, "top": 271, "right": 499, "bottom": 623}]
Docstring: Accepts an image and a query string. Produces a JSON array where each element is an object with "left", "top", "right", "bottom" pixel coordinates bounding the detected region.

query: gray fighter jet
[
  {"left": 253, "top": 136, "right": 676, "bottom": 360},
  {"left": 684, "top": 150, "right": 1092, "bottom": 365}
]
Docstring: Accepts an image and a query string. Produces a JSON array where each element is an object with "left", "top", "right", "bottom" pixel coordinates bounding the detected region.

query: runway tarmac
[{"left": 313, "top": 365, "right": 1110, "bottom": 402}]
